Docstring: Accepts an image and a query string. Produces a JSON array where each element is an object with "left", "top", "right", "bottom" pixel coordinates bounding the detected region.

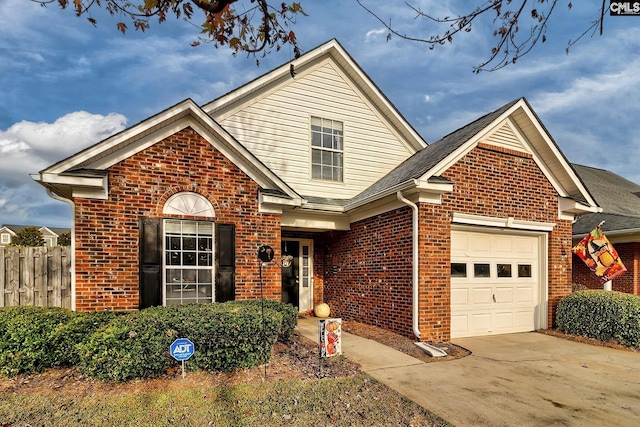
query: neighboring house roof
[
  {"left": 571, "top": 164, "right": 640, "bottom": 240},
  {"left": 0, "top": 225, "right": 70, "bottom": 235},
  {"left": 347, "top": 98, "right": 599, "bottom": 215}
]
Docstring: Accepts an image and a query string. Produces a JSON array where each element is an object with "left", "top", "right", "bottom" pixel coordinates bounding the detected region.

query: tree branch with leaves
[
  {"left": 33, "top": 0, "right": 306, "bottom": 59},
  {"left": 357, "top": 0, "right": 608, "bottom": 72}
]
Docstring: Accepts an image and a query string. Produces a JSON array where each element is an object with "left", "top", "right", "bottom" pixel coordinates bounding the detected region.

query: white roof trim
[{"left": 452, "top": 212, "right": 555, "bottom": 232}]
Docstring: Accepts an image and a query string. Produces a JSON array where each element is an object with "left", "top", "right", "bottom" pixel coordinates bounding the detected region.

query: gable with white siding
[
  {"left": 481, "top": 118, "right": 532, "bottom": 155},
  {"left": 206, "top": 41, "right": 425, "bottom": 200}
]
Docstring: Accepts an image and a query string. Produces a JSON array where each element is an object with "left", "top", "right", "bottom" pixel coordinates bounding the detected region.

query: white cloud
[
  {"left": 0, "top": 112, "right": 127, "bottom": 226},
  {"left": 1, "top": 112, "right": 127, "bottom": 162},
  {"left": 365, "top": 28, "right": 387, "bottom": 40}
]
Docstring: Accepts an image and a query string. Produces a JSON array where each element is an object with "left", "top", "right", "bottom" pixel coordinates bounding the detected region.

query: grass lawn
[{"left": 0, "top": 373, "right": 451, "bottom": 426}]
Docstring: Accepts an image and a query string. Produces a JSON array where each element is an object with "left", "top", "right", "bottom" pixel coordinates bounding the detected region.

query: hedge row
[
  {"left": 556, "top": 290, "right": 640, "bottom": 348},
  {"left": 0, "top": 299, "right": 297, "bottom": 381}
]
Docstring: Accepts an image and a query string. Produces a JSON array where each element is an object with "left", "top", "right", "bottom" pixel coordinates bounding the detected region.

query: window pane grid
[
  {"left": 164, "top": 220, "right": 214, "bottom": 305},
  {"left": 311, "top": 116, "right": 343, "bottom": 182}
]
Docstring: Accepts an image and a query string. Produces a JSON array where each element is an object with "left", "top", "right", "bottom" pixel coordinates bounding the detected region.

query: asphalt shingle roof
[
  {"left": 571, "top": 164, "right": 640, "bottom": 235},
  {"left": 349, "top": 99, "right": 520, "bottom": 206}
]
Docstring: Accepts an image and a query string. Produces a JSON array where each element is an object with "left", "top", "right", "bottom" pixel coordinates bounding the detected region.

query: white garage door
[{"left": 451, "top": 229, "right": 542, "bottom": 338}]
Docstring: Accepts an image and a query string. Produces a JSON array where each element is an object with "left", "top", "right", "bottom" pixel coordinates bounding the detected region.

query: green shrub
[
  {"left": 556, "top": 290, "right": 640, "bottom": 348},
  {"left": 225, "top": 299, "right": 298, "bottom": 342},
  {"left": 76, "top": 308, "right": 177, "bottom": 382},
  {"left": 0, "top": 301, "right": 288, "bottom": 382},
  {"left": 0, "top": 306, "right": 76, "bottom": 376},
  {"left": 77, "top": 302, "right": 283, "bottom": 382},
  {"left": 169, "top": 303, "right": 282, "bottom": 372},
  {"left": 49, "top": 311, "right": 121, "bottom": 367}
]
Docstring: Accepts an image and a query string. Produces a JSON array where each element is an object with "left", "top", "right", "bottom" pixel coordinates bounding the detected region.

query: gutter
[
  {"left": 396, "top": 191, "right": 421, "bottom": 340},
  {"left": 46, "top": 188, "right": 76, "bottom": 311}
]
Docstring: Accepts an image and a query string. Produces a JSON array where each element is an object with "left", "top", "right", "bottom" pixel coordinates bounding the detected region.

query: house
[
  {"left": 571, "top": 164, "right": 640, "bottom": 295},
  {"left": 31, "top": 39, "right": 599, "bottom": 341},
  {"left": 0, "top": 224, "right": 70, "bottom": 247}
]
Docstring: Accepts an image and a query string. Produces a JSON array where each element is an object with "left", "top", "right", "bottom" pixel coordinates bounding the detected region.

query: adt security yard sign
[
  {"left": 170, "top": 338, "right": 194, "bottom": 379},
  {"left": 170, "top": 338, "right": 195, "bottom": 361}
]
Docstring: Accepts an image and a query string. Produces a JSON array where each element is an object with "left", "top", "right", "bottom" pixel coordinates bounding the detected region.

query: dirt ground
[
  {"left": 0, "top": 320, "right": 468, "bottom": 397},
  {"left": 1, "top": 320, "right": 632, "bottom": 398}
]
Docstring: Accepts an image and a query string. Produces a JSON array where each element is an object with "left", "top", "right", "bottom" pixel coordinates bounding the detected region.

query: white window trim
[
  {"left": 163, "top": 219, "right": 215, "bottom": 305},
  {"left": 310, "top": 116, "right": 344, "bottom": 183}
]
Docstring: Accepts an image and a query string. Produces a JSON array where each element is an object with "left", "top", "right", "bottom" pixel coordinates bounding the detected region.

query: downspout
[
  {"left": 46, "top": 189, "right": 76, "bottom": 311},
  {"left": 397, "top": 191, "right": 421, "bottom": 340}
]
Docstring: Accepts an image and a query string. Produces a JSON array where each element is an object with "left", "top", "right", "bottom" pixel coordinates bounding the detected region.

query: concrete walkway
[{"left": 297, "top": 318, "right": 640, "bottom": 427}]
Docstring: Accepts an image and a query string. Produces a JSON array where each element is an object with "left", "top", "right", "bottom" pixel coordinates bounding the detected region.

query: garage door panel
[
  {"left": 494, "top": 287, "right": 513, "bottom": 303},
  {"left": 516, "top": 286, "right": 534, "bottom": 303},
  {"left": 493, "top": 311, "right": 515, "bottom": 330},
  {"left": 451, "top": 288, "right": 469, "bottom": 306},
  {"left": 451, "top": 314, "right": 469, "bottom": 335},
  {"left": 469, "top": 234, "right": 492, "bottom": 257},
  {"left": 513, "top": 237, "right": 537, "bottom": 256},
  {"left": 451, "top": 229, "right": 542, "bottom": 338},
  {"left": 493, "top": 236, "right": 514, "bottom": 255},
  {"left": 515, "top": 310, "right": 535, "bottom": 328},
  {"left": 472, "top": 287, "right": 493, "bottom": 305},
  {"left": 469, "top": 313, "right": 492, "bottom": 334}
]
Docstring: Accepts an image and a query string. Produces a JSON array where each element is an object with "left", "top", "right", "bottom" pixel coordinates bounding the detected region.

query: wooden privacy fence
[{"left": 0, "top": 246, "right": 71, "bottom": 309}]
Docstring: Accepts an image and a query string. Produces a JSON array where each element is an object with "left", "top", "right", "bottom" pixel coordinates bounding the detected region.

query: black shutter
[
  {"left": 215, "top": 223, "right": 235, "bottom": 302},
  {"left": 139, "top": 218, "right": 163, "bottom": 309}
]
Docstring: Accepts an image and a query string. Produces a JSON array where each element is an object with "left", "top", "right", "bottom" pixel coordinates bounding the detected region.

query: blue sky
[{"left": 1, "top": 0, "right": 639, "bottom": 228}]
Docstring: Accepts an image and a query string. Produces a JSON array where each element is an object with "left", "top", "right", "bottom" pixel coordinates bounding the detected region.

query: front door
[{"left": 281, "top": 239, "right": 313, "bottom": 312}]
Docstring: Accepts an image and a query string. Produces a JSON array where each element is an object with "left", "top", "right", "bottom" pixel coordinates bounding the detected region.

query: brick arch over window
[{"left": 163, "top": 191, "right": 215, "bottom": 217}]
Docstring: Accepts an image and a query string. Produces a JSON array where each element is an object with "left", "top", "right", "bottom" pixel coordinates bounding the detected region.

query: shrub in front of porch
[
  {"left": 0, "top": 300, "right": 293, "bottom": 381},
  {"left": 556, "top": 290, "right": 640, "bottom": 348},
  {"left": 76, "top": 302, "right": 284, "bottom": 382}
]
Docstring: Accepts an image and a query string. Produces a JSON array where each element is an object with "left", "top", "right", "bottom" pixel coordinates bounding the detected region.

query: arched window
[{"left": 163, "top": 192, "right": 215, "bottom": 217}]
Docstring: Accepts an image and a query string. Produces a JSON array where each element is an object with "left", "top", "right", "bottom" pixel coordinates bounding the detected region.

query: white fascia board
[
  {"left": 415, "top": 180, "right": 454, "bottom": 202},
  {"left": 83, "top": 117, "right": 191, "bottom": 170},
  {"left": 558, "top": 197, "right": 601, "bottom": 216},
  {"left": 72, "top": 187, "right": 108, "bottom": 200},
  {"left": 38, "top": 172, "right": 106, "bottom": 189},
  {"left": 190, "top": 120, "right": 301, "bottom": 201},
  {"left": 76, "top": 104, "right": 300, "bottom": 203},
  {"left": 452, "top": 212, "right": 556, "bottom": 231},
  {"left": 34, "top": 172, "right": 108, "bottom": 200},
  {"left": 281, "top": 211, "right": 350, "bottom": 231}
]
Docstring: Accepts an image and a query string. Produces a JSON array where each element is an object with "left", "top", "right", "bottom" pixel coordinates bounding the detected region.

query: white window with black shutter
[
  {"left": 139, "top": 192, "right": 236, "bottom": 308},
  {"left": 164, "top": 219, "right": 214, "bottom": 305}
]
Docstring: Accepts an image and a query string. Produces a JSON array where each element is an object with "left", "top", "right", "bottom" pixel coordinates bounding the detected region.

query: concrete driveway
[{"left": 297, "top": 320, "right": 640, "bottom": 426}]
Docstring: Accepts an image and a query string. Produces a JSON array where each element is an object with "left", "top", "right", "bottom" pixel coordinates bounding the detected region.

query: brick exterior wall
[
  {"left": 73, "top": 127, "right": 281, "bottom": 311},
  {"left": 572, "top": 242, "right": 640, "bottom": 295},
  {"left": 321, "top": 209, "right": 414, "bottom": 338},
  {"left": 322, "top": 143, "right": 574, "bottom": 342}
]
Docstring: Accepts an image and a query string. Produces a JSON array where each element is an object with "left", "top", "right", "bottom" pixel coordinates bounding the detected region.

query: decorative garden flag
[{"left": 572, "top": 226, "right": 627, "bottom": 283}]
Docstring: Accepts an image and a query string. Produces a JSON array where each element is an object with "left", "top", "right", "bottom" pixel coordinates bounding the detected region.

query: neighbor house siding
[
  {"left": 572, "top": 242, "right": 640, "bottom": 295},
  {"left": 213, "top": 61, "right": 414, "bottom": 199},
  {"left": 73, "top": 127, "right": 281, "bottom": 311}
]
